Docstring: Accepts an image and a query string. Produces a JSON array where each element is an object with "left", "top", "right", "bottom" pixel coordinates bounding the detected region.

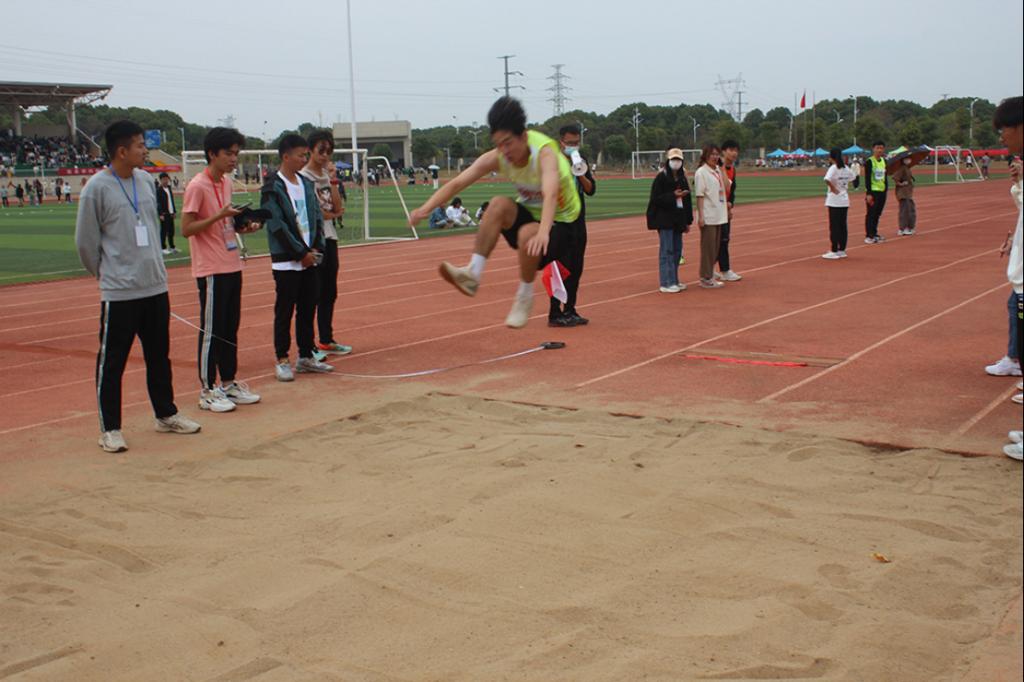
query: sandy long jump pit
[{"left": 1, "top": 392, "right": 1021, "bottom": 681}]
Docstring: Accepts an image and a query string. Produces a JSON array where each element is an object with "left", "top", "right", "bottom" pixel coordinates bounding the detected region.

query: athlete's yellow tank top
[{"left": 496, "top": 130, "right": 581, "bottom": 224}]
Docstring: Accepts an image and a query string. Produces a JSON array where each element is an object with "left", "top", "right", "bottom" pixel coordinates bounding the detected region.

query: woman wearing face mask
[
  {"left": 693, "top": 144, "right": 730, "bottom": 288},
  {"left": 645, "top": 148, "right": 693, "bottom": 292}
]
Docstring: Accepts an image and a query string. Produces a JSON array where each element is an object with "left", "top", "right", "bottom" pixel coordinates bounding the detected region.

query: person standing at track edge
[
  {"left": 821, "top": 148, "right": 855, "bottom": 260},
  {"left": 715, "top": 140, "right": 742, "bottom": 282},
  {"left": 407, "top": 97, "right": 581, "bottom": 329},
  {"left": 993, "top": 96, "right": 1023, "bottom": 460},
  {"left": 262, "top": 134, "right": 334, "bottom": 381},
  {"left": 300, "top": 129, "right": 353, "bottom": 357},
  {"left": 646, "top": 148, "right": 693, "bottom": 292},
  {"left": 156, "top": 172, "right": 178, "bottom": 254},
  {"left": 892, "top": 155, "right": 917, "bottom": 236},
  {"left": 75, "top": 120, "right": 201, "bottom": 453},
  {"left": 863, "top": 141, "right": 889, "bottom": 244},
  {"left": 549, "top": 124, "right": 596, "bottom": 327},
  {"left": 181, "top": 127, "right": 262, "bottom": 414},
  {"left": 694, "top": 144, "right": 731, "bottom": 289}
]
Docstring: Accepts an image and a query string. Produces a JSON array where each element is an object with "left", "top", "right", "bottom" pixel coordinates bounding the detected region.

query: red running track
[{"left": 0, "top": 179, "right": 1020, "bottom": 456}]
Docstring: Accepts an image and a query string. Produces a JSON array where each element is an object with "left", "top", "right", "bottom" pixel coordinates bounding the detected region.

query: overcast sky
[{"left": 2, "top": 0, "right": 1021, "bottom": 138}]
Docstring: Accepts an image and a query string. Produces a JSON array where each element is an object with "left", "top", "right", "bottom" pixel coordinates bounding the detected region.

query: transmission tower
[
  {"left": 547, "top": 64, "right": 571, "bottom": 117},
  {"left": 715, "top": 74, "right": 747, "bottom": 121},
  {"left": 494, "top": 55, "right": 525, "bottom": 97},
  {"left": 219, "top": 114, "right": 236, "bottom": 128}
]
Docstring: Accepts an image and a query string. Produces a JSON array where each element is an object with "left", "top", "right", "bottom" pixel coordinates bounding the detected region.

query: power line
[
  {"left": 715, "top": 73, "right": 747, "bottom": 121},
  {"left": 547, "top": 64, "right": 571, "bottom": 116}
]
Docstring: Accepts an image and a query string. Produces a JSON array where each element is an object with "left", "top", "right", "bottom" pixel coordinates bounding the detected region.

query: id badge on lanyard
[
  {"left": 111, "top": 169, "right": 149, "bottom": 247},
  {"left": 209, "top": 170, "right": 238, "bottom": 251}
]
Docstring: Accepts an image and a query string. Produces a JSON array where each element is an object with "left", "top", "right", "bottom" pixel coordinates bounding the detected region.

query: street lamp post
[
  {"left": 179, "top": 127, "right": 186, "bottom": 152},
  {"left": 577, "top": 120, "right": 588, "bottom": 150},
  {"left": 631, "top": 107, "right": 642, "bottom": 157},
  {"left": 690, "top": 116, "right": 700, "bottom": 147},
  {"left": 443, "top": 147, "right": 451, "bottom": 173},
  {"left": 968, "top": 98, "right": 980, "bottom": 146},
  {"left": 832, "top": 109, "right": 842, "bottom": 124},
  {"left": 849, "top": 95, "right": 858, "bottom": 145}
]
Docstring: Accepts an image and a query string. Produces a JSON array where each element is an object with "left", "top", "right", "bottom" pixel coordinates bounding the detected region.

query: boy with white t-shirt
[
  {"left": 822, "top": 148, "right": 857, "bottom": 259},
  {"left": 261, "top": 134, "right": 332, "bottom": 381}
]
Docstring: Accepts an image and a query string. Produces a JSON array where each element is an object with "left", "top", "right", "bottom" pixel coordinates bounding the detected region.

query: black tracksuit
[
  {"left": 864, "top": 157, "right": 888, "bottom": 239},
  {"left": 549, "top": 157, "right": 596, "bottom": 319}
]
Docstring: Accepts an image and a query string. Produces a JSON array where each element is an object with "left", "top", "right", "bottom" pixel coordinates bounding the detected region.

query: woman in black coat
[{"left": 646, "top": 148, "right": 693, "bottom": 292}]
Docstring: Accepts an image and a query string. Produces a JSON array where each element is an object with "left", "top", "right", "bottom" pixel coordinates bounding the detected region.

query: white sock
[
  {"left": 468, "top": 253, "right": 487, "bottom": 280},
  {"left": 517, "top": 280, "right": 534, "bottom": 298}
]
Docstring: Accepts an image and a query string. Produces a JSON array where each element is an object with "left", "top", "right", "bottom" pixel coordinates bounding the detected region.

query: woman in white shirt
[
  {"left": 822, "top": 148, "right": 856, "bottom": 259},
  {"left": 693, "top": 145, "right": 731, "bottom": 288}
]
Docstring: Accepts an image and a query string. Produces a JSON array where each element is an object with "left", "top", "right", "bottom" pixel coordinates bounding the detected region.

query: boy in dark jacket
[{"left": 261, "top": 134, "right": 332, "bottom": 381}]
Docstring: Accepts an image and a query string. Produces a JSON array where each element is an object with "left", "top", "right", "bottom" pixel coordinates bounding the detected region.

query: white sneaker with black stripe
[
  {"left": 223, "top": 381, "right": 260, "bottom": 405},
  {"left": 155, "top": 414, "right": 202, "bottom": 434},
  {"left": 98, "top": 430, "right": 127, "bottom": 453},
  {"left": 199, "top": 386, "right": 236, "bottom": 412}
]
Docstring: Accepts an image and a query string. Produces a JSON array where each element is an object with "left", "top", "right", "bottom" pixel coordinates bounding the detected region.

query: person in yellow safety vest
[
  {"left": 863, "top": 141, "right": 889, "bottom": 244},
  {"left": 408, "top": 96, "right": 582, "bottom": 329}
]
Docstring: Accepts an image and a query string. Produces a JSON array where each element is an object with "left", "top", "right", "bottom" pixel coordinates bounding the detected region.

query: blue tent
[
  {"left": 334, "top": 160, "right": 353, "bottom": 170},
  {"left": 813, "top": 147, "right": 829, "bottom": 157},
  {"left": 766, "top": 148, "right": 787, "bottom": 158},
  {"left": 842, "top": 144, "right": 865, "bottom": 155},
  {"left": 790, "top": 148, "right": 810, "bottom": 157}
]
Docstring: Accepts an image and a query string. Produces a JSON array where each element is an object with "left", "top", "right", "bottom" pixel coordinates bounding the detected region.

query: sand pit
[{"left": 1, "top": 392, "right": 1020, "bottom": 681}]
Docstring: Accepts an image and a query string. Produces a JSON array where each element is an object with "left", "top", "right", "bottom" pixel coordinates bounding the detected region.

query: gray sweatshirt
[{"left": 75, "top": 168, "right": 168, "bottom": 301}]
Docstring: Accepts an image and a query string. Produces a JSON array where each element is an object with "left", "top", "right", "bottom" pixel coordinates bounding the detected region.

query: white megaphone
[{"left": 570, "top": 150, "right": 588, "bottom": 177}]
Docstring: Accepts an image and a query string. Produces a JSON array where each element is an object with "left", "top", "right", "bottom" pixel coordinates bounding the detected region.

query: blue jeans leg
[
  {"left": 658, "top": 229, "right": 678, "bottom": 287},
  {"left": 1009, "top": 290, "right": 1020, "bottom": 360}
]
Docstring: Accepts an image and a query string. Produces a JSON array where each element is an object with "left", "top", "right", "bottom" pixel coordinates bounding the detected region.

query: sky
[{"left": 2, "top": 0, "right": 1021, "bottom": 139}]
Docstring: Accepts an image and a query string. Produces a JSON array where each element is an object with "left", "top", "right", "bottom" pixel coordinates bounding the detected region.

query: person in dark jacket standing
[
  {"left": 646, "top": 148, "right": 693, "bottom": 293},
  {"left": 549, "top": 123, "right": 596, "bottom": 327},
  {"left": 156, "top": 172, "right": 179, "bottom": 254},
  {"left": 864, "top": 141, "right": 889, "bottom": 243},
  {"left": 715, "top": 139, "right": 742, "bottom": 282},
  {"left": 261, "top": 134, "right": 332, "bottom": 382}
]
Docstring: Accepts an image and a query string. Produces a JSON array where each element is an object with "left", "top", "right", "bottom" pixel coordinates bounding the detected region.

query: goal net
[
  {"left": 931, "top": 145, "right": 983, "bottom": 184},
  {"left": 181, "top": 148, "right": 417, "bottom": 253},
  {"left": 631, "top": 149, "right": 701, "bottom": 180}
]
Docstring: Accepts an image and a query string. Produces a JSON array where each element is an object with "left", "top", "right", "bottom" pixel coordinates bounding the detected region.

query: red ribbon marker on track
[{"left": 681, "top": 354, "right": 808, "bottom": 368}]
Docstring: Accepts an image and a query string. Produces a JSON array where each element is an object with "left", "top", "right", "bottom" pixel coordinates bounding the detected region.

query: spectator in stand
[{"left": 445, "top": 197, "right": 477, "bottom": 226}]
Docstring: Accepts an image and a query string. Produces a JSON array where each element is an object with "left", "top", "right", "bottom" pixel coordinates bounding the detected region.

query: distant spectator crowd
[{"left": 0, "top": 132, "right": 103, "bottom": 171}]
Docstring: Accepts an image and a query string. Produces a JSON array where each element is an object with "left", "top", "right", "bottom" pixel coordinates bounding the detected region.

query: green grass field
[{"left": 0, "top": 172, "right": 981, "bottom": 286}]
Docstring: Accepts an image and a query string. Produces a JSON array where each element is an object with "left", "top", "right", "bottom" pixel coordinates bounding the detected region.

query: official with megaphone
[{"left": 549, "top": 123, "right": 596, "bottom": 327}]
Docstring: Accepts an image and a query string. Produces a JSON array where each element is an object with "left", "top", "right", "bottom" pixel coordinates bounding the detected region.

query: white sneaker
[
  {"left": 699, "top": 279, "right": 724, "bottom": 288},
  {"left": 864, "top": 237, "right": 876, "bottom": 245},
  {"left": 1004, "top": 443, "right": 1023, "bottom": 461},
  {"left": 676, "top": 282, "right": 687, "bottom": 291},
  {"left": 713, "top": 271, "right": 724, "bottom": 281},
  {"left": 897, "top": 229, "right": 907, "bottom": 236},
  {"left": 1012, "top": 393, "right": 1023, "bottom": 405},
  {"left": 275, "top": 361, "right": 295, "bottom": 382},
  {"left": 505, "top": 293, "right": 534, "bottom": 328},
  {"left": 1009, "top": 431, "right": 1023, "bottom": 444},
  {"left": 985, "top": 356, "right": 1022, "bottom": 376},
  {"left": 223, "top": 381, "right": 260, "bottom": 405},
  {"left": 837, "top": 250, "right": 848, "bottom": 258},
  {"left": 439, "top": 262, "right": 479, "bottom": 297},
  {"left": 98, "top": 430, "right": 127, "bottom": 453},
  {"left": 161, "top": 248, "right": 171, "bottom": 255},
  {"left": 822, "top": 251, "right": 840, "bottom": 260},
  {"left": 296, "top": 357, "right": 334, "bottom": 373},
  {"left": 720, "top": 270, "right": 742, "bottom": 282},
  {"left": 198, "top": 387, "right": 236, "bottom": 413},
  {"left": 155, "top": 414, "right": 201, "bottom": 434},
  {"left": 659, "top": 285, "right": 681, "bottom": 293}
]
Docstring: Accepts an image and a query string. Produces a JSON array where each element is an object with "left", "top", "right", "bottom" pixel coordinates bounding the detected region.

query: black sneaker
[
  {"left": 548, "top": 314, "right": 577, "bottom": 328},
  {"left": 565, "top": 311, "right": 589, "bottom": 326}
]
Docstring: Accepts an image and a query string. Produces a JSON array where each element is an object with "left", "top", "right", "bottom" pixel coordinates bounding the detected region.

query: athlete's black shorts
[{"left": 500, "top": 203, "right": 576, "bottom": 268}]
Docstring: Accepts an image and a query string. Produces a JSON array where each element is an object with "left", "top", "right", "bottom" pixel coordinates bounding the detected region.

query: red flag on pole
[
  {"left": 799, "top": 91, "right": 806, "bottom": 109},
  {"left": 541, "top": 260, "right": 570, "bottom": 304}
]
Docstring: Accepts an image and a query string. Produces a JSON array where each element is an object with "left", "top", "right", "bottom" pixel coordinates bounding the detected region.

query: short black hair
[
  {"left": 451, "top": 197, "right": 462, "bottom": 206},
  {"left": 488, "top": 97, "right": 527, "bottom": 136},
  {"left": 307, "top": 129, "right": 335, "bottom": 152},
  {"left": 278, "top": 133, "right": 308, "bottom": 158},
  {"left": 872, "top": 140, "right": 885, "bottom": 147},
  {"left": 993, "top": 96, "right": 1023, "bottom": 129},
  {"left": 104, "top": 120, "right": 144, "bottom": 158},
  {"left": 158, "top": 172, "right": 169, "bottom": 179},
  {"left": 203, "top": 127, "right": 245, "bottom": 163},
  {"left": 721, "top": 139, "right": 739, "bottom": 151},
  {"left": 559, "top": 124, "right": 581, "bottom": 138}
]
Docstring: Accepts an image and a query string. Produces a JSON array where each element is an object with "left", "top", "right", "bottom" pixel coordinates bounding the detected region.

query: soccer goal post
[
  {"left": 931, "top": 145, "right": 984, "bottom": 184},
  {"left": 631, "top": 149, "right": 701, "bottom": 179},
  {"left": 181, "top": 148, "right": 418, "bottom": 248}
]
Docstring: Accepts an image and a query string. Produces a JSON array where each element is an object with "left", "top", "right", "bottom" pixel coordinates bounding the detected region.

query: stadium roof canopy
[{"left": 0, "top": 81, "right": 112, "bottom": 140}]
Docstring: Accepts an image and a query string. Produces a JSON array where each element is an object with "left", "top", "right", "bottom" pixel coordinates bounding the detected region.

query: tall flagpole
[
  {"left": 346, "top": 0, "right": 368, "bottom": 239},
  {"left": 811, "top": 91, "right": 816, "bottom": 156}
]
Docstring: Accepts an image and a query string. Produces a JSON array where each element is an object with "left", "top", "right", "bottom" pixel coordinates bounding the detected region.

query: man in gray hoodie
[{"left": 75, "top": 120, "right": 201, "bottom": 453}]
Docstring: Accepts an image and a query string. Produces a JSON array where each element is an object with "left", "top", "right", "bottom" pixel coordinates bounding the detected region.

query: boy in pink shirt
[{"left": 181, "top": 127, "right": 262, "bottom": 412}]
